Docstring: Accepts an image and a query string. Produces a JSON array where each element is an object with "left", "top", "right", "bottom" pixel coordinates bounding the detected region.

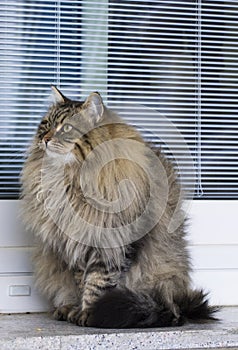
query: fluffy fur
[{"left": 21, "top": 86, "right": 217, "bottom": 328}]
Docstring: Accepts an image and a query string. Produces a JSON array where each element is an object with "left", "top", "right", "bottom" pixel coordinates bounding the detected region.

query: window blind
[{"left": 0, "top": 0, "right": 238, "bottom": 199}]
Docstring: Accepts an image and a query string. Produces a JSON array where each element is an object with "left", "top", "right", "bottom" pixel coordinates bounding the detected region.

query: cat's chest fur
[{"left": 23, "top": 155, "right": 126, "bottom": 270}]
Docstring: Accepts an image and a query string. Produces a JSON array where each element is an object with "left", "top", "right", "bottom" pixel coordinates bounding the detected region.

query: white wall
[
  {"left": 0, "top": 200, "right": 48, "bottom": 312},
  {"left": 188, "top": 200, "right": 238, "bottom": 306},
  {"left": 0, "top": 199, "right": 237, "bottom": 313}
]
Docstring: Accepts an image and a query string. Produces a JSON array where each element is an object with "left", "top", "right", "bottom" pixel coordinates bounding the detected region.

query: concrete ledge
[{"left": 0, "top": 307, "right": 237, "bottom": 350}]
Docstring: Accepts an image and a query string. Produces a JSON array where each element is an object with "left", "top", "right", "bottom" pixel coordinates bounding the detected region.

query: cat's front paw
[
  {"left": 67, "top": 306, "right": 90, "bottom": 326},
  {"left": 53, "top": 304, "right": 73, "bottom": 321}
]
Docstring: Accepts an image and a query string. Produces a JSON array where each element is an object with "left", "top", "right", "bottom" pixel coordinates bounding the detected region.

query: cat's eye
[{"left": 63, "top": 124, "right": 73, "bottom": 133}]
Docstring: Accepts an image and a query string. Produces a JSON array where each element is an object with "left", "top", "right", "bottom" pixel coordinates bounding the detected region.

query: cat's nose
[
  {"left": 43, "top": 135, "right": 51, "bottom": 145},
  {"left": 43, "top": 130, "right": 54, "bottom": 145}
]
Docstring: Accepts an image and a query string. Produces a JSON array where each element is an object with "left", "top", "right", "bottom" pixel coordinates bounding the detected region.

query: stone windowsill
[{"left": 0, "top": 307, "right": 237, "bottom": 350}]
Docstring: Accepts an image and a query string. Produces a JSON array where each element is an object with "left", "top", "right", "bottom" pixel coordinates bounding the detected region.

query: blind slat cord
[{"left": 196, "top": 0, "right": 203, "bottom": 198}]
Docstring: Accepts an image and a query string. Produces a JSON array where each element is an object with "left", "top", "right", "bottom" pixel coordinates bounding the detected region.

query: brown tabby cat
[{"left": 21, "top": 86, "right": 216, "bottom": 328}]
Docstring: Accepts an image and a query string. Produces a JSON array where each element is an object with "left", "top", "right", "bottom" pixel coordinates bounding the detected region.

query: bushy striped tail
[
  {"left": 87, "top": 288, "right": 218, "bottom": 329},
  {"left": 178, "top": 289, "right": 219, "bottom": 322}
]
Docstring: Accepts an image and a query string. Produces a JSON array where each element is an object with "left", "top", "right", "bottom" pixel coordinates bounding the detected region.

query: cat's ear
[
  {"left": 83, "top": 92, "right": 104, "bottom": 123},
  {"left": 51, "top": 85, "right": 68, "bottom": 104}
]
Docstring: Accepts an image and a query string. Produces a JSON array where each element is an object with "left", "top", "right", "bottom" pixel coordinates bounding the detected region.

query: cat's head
[{"left": 36, "top": 86, "right": 105, "bottom": 161}]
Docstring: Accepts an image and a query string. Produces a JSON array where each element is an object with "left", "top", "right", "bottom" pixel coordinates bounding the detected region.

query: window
[
  {"left": 1, "top": 0, "right": 238, "bottom": 313},
  {"left": 0, "top": 0, "right": 81, "bottom": 198},
  {"left": 0, "top": 0, "right": 238, "bottom": 199}
]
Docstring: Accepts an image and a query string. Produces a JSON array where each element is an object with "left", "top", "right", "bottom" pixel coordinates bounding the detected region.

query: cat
[{"left": 21, "top": 86, "right": 217, "bottom": 328}]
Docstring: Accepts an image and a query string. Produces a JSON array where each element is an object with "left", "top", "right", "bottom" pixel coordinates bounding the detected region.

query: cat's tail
[
  {"left": 177, "top": 289, "right": 219, "bottom": 323},
  {"left": 87, "top": 288, "right": 218, "bottom": 328}
]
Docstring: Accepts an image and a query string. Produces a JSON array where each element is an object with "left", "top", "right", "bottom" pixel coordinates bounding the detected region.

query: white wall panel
[
  {"left": 187, "top": 200, "right": 238, "bottom": 245},
  {"left": 192, "top": 270, "right": 238, "bottom": 306},
  {"left": 0, "top": 200, "right": 34, "bottom": 247},
  {"left": 189, "top": 245, "right": 238, "bottom": 270},
  {"left": 0, "top": 247, "right": 33, "bottom": 274},
  {"left": 0, "top": 275, "right": 48, "bottom": 313}
]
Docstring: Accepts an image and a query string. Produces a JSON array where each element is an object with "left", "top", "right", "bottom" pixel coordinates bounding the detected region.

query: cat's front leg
[
  {"left": 67, "top": 269, "right": 119, "bottom": 326},
  {"left": 53, "top": 270, "right": 84, "bottom": 321}
]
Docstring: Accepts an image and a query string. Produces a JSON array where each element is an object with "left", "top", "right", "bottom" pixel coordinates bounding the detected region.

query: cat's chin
[{"left": 45, "top": 148, "right": 75, "bottom": 164}]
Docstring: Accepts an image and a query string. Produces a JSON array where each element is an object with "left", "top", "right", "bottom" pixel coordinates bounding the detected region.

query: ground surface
[{"left": 0, "top": 307, "right": 237, "bottom": 350}]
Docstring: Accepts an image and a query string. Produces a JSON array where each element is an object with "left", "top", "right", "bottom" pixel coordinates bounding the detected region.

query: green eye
[{"left": 63, "top": 124, "right": 73, "bottom": 132}]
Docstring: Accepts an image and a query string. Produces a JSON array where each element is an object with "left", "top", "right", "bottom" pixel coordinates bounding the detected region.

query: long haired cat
[{"left": 21, "top": 86, "right": 216, "bottom": 328}]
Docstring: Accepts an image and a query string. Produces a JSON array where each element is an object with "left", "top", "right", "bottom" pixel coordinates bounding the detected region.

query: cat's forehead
[{"left": 49, "top": 101, "right": 83, "bottom": 123}]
